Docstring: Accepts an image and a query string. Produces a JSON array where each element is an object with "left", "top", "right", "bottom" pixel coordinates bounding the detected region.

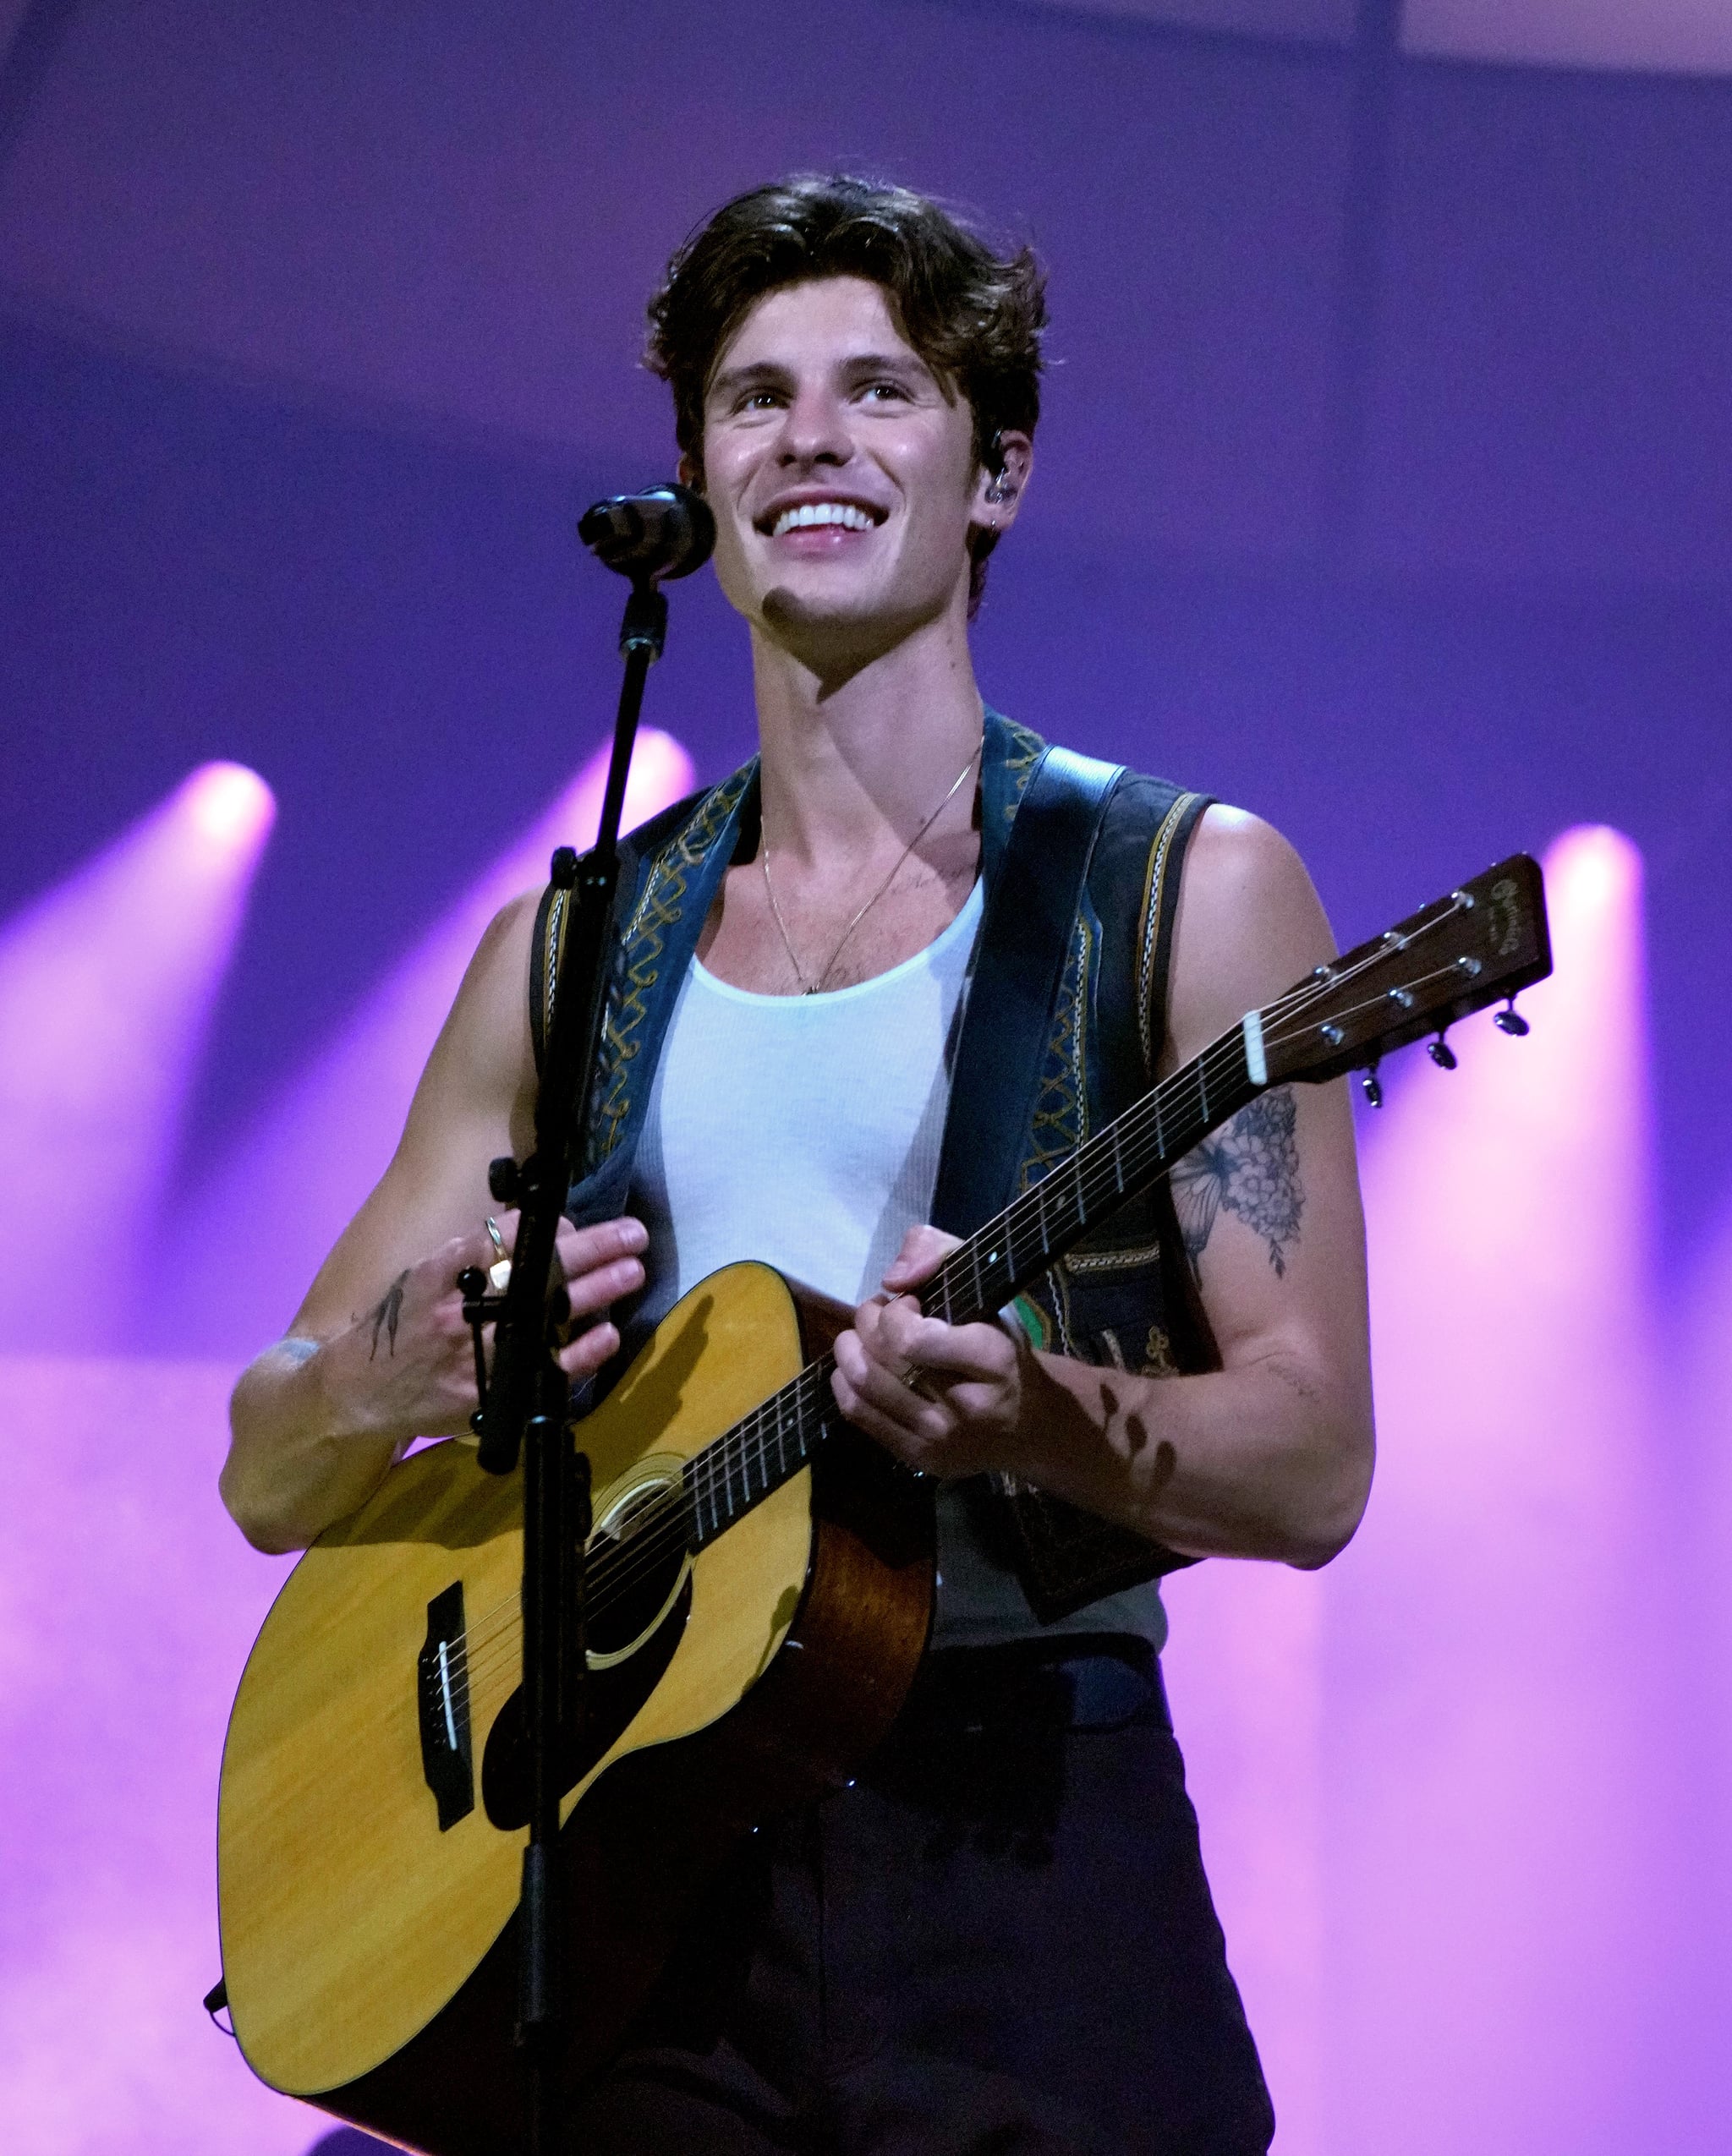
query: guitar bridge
[{"left": 417, "top": 1582, "right": 474, "bottom": 1831}]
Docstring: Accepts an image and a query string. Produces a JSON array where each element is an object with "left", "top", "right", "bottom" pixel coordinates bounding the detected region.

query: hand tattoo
[
  {"left": 367, "top": 1271, "right": 409, "bottom": 1360},
  {"left": 1170, "top": 1087, "right": 1304, "bottom": 1277}
]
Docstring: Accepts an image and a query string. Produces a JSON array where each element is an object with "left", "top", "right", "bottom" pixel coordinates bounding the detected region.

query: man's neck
[{"left": 748, "top": 604, "right": 986, "bottom": 871}]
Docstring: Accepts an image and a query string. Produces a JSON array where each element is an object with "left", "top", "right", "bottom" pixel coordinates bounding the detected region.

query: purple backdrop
[{"left": 2, "top": 3, "right": 1728, "bottom": 2151}]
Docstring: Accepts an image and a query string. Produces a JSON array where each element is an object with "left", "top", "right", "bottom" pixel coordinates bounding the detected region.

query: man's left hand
[{"left": 830, "top": 1223, "right": 1035, "bottom": 1480}]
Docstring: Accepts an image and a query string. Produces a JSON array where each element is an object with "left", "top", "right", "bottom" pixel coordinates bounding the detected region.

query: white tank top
[
  {"left": 631, "top": 878, "right": 984, "bottom": 1315},
  {"left": 628, "top": 875, "right": 1165, "bottom": 1652}
]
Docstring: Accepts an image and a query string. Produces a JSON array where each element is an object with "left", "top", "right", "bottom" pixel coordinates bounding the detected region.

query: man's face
[{"left": 696, "top": 276, "right": 1006, "bottom": 667}]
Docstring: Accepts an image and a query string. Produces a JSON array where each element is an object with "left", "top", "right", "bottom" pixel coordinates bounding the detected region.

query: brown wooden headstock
[{"left": 1251, "top": 854, "right": 1552, "bottom": 1090}]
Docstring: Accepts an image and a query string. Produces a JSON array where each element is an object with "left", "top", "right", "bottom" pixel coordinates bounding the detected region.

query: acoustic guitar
[{"left": 215, "top": 854, "right": 1549, "bottom": 2153}]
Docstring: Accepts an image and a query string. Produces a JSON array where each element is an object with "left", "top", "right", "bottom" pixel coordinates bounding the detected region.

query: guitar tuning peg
[
  {"left": 1428, "top": 1033, "right": 1458, "bottom": 1070},
  {"left": 1494, "top": 999, "right": 1530, "bottom": 1037},
  {"left": 1361, "top": 1062, "right": 1384, "bottom": 1109}
]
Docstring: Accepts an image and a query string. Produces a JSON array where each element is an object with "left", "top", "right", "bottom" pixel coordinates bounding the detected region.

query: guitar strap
[
  {"left": 931, "top": 746, "right": 1210, "bottom": 1623},
  {"left": 929, "top": 743, "right": 1124, "bottom": 1240}
]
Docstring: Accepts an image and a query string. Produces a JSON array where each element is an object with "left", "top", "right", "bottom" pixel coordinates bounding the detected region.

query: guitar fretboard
[{"left": 678, "top": 1019, "right": 1261, "bottom": 1553}]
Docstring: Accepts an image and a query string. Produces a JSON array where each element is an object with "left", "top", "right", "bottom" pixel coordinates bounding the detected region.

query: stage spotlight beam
[
  {"left": 1328, "top": 824, "right": 1655, "bottom": 2156},
  {"left": 0, "top": 763, "right": 276, "bottom": 1353},
  {"left": 169, "top": 731, "right": 694, "bottom": 1357}
]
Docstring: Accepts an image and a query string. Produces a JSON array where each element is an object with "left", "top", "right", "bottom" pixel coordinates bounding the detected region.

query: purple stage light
[
  {"left": 1171, "top": 827, "right": 1658, "bottom": 2156},
  {"left": 0, "top": 738, "right": 697, "bottom": 2156},
  {"left": 0, "top": 763, "right": 277, "bottom": 1354},
  {"left": 165, "top": 730, "right": 694, "bottom": 1358},
  {"left": 1686, "top": 1192, "right": 1732, "bottom": 2089},
  {"left": 1326, "top": 824, "right": 1655, "bottom": 2155},
  {"left": 183, "top": 760, "right": 277, "bottom": 848},
  {"left": 1162, "top": 1559, "right": 1327, "bottom": 2156},
  {"left": 0, "top": 1353, "right": 309, "bottom": 2156}
]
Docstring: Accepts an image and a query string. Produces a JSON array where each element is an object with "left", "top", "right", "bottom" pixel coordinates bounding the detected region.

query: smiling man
[{"left": 222, "top": 175, "right": 1373, "bottom": 2154}]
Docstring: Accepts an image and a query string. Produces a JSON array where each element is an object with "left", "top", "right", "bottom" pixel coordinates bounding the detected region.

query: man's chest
[
  {"left": 632, "top": 889, "right": 982, "bottom": 1307},
  {"left": 694, "top": 847, "right": 979, "bottom": 996}
]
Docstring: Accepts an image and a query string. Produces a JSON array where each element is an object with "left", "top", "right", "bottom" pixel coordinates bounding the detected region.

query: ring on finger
[{"left": 484, "top": 1216, "right": 512, "bottom": 1292}]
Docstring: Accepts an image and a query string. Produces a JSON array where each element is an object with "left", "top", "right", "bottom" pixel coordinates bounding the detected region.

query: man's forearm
[
  {"left": 221, "top": 1338, "right": 406, "bottom": 1556},
  {"left": 1014, "top": 1347, "right": 1373, "bottom": 1569}
]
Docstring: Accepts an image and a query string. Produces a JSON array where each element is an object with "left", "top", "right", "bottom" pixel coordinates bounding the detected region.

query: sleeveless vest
[{"left": 532, "top": 709, "right": 1216, "bottom": 1622}]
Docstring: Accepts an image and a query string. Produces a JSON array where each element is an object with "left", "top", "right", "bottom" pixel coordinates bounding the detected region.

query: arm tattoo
[
  {"left": 1170, "top": 1087, "right": 1304, "bottom": 1277},
  {"left": 367, "top": 1271, "right": 409, "bottom": 1360}
]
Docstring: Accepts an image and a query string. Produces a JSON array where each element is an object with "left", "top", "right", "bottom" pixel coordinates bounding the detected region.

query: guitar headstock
[{"left": 1257, "top": 854, "right": 1552, "bottom": 1088}]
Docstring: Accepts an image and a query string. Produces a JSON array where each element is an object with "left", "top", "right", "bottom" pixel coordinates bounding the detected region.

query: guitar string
[
  {"left": 584, "top": 917, "right": 1474, "bottom": 1571},
  {"left": 438, "top": 917, "right": 1484, "bottom": 1717},
  {"left": 435, "top": 911, "right": 1482, "bottom": 1706},
  {"left": 436, "top": 906, "right": 1481, "bottom": 1700},
  {"left": 447, "top": 1042, "right": 1403, "bottom": 1711},
  {"left": 441, "top": 981, "right": 1270, "bottom": 1703},
  {"left": 445, "top": 946, "right": 1482, "bottom": 1723}
]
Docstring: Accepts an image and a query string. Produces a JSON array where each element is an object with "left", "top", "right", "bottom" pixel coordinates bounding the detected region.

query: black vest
[{"left": 532, "top": 712, "right": 1214, "bottom": 1622}]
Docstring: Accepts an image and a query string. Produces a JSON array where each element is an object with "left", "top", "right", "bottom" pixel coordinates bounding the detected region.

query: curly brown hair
[{"left": 644, "top": 174, "right": 1047, "bottom": 610}]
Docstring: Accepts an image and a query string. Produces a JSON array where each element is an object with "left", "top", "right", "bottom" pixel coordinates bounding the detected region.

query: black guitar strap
[{"left": 930, "top": 744, "right": 1124, "bottom": 1241}]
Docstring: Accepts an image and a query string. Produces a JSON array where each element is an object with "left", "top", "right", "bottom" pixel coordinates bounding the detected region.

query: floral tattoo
[{"left": 1170, "top": 1087, "right": 1304, "bottom": 1277}]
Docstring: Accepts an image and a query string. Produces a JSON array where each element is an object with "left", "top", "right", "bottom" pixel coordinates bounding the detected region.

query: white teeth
[{"left": 770, "top": 501, "right": 875, "bottom": 538}]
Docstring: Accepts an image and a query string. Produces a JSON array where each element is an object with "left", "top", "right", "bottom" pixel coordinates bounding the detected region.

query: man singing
[{"left": 223, "top": 174, "right": 1373, "bottom": 2154}]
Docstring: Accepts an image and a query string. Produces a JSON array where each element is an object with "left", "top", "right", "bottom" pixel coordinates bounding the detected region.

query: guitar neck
[
  {"left": 679, "top": 849, "right": 1554, "bottom": 1555},
  {"left": 921, "top": 1017, "right": 1263, "bottom": 1327},
  {"left": 679, "top": 1016, "right": 1262, "bottom": 1553}
]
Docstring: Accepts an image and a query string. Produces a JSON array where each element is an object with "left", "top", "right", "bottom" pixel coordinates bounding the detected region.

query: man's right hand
[
  {"left": 222, "top": 1210, "right": 647, "bottom": 1555},
  {"left": 312, "top": 1210, "right": 649, "bottom": 1448}
]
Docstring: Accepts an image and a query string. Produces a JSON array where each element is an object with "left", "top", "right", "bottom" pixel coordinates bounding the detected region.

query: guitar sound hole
[
  {"left": 585, "top": 1477, "right": 691, "bottom": 1665},
  {"left": 479, "top": 1475, "right": 693, "bottom": 1832}
]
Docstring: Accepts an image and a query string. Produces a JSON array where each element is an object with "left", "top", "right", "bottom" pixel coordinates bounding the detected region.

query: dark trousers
[{"left": 570, "top": 1637, "right": 1275, "bottom": 2156}]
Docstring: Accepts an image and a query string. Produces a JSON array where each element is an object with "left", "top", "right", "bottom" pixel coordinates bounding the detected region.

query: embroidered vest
[{"left": 532, "top": 709, "right": 1215, "bottom": 1622}]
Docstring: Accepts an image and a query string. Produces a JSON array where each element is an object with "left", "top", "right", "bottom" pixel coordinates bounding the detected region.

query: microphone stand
[{"left": 458, "top": 572, "right": 671, "bottom": 2156}]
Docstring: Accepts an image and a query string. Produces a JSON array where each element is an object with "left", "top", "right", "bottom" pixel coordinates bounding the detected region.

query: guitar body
[{"left": 216, "top": 1261, "right": 934, "bottom": 2153}]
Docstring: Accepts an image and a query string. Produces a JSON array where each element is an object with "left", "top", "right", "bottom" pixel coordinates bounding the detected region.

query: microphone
[{"left": 578, "top": 483, "right": 715, "bottom": 582}]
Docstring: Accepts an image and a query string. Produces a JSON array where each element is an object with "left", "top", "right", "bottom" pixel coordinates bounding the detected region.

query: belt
[{"left": 897, "top": 1632, "right": 1170, "bottom": 1739}]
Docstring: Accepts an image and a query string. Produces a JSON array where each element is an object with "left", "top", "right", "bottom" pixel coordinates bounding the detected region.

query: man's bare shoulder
[
  {"left": 461, "top": 888, "right": 541, "bottom": 1030},
  {"left": 287, "top": 885, "right": 546, "bottom": 1341},
  {"left": 1165, "top": 806, "right": 1335, "bottom": 1070},
  {"left": 399, "top": 886, "right": 545, "bottom": 1160}
]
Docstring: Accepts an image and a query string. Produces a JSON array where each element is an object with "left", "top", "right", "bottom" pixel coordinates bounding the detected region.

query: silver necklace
[{"left": 760, "top": 742, "right": 981, "bottom": 995}]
